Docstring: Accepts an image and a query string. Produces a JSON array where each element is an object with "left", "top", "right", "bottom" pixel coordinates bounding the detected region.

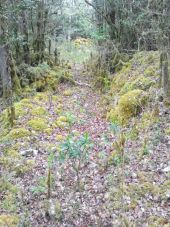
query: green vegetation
[
  {"left": 0, "top": 0, "right": 169, "bottom": 226},
  {"left": 27, "top": 118, "right": 48, "bottom": 131}
]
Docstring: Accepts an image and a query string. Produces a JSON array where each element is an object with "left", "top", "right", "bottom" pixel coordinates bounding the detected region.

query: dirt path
[{"left": 14, "top": 65, "right": 115, "bottom": 227}]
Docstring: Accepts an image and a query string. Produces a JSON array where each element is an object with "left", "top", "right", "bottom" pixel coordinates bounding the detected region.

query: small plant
[
  {"left": 110, "top": 122, "right": 121, "bottom": 135},
  {"left": 59, "top": 133, "right": 92, "bottom": 192},
  {"left": 142, "top": 137, "right": 149, "bottom": 156},
  {"left": 31, "top": 177, "right": 46, "bottom": 195},
  {"left": 65, "top": 112, "right": 76, "bottom": 126}
]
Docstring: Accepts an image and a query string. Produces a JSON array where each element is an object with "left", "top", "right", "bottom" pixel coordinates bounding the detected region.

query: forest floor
[{"left": 0, "top": 62, "right": 170, "bottom": 227}]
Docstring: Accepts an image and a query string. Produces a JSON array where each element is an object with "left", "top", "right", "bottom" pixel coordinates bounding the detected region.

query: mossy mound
[
  {"left": 57, "top": 116, "right": 67, "bottom": 122},
  {"left": 107, "top": 51, "right": 160, "bottom": 124},
  {"left": 31, "top": 107, "right": 47, "bottom": 116},
  {"left": 107, "top": 89, "right": 148, "bottom": 124},
  {"left": 14, "top": 99, "right": 34, "bottom": 118},
  {"left": 34, "top": 92, "right": 48, "bottom": 101},
  {"left": 8, "top": 128, "right": 30, "bottom": 139},
  {"left": 31, "top": 68, "right": 59, "bottom": 92},
  {"left": 27, "top": 118, "right": 48, "bottom": 131},
  {"left": 0, "top": 215, "right": 19, "bottom": 227},
  {"left": 55, "top": 120, "right": 68, "bottom": 129},
  {"left": 0, "top": 150, "right": 35, "bottom": 175},
  {"left": 44, "top": 128, "right": 53, "bottom": 135},
  {"left": 120, "top": 76, "right": 155, "bottom": 94},
  {"left": 110, "top": 51, "right": 159, "bottom": 96},
  {"left": 0, "top": 149, "right": 21, "bottom": 169}
]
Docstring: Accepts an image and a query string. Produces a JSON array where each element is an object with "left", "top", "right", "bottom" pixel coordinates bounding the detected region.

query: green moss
[
  {"left": 46, "top": 72, "right": 59, "bottom": 91},
  {"left": 0, "top": 178, "right": 18, "bottom": 193},
  {"left": 56, "top": 134, "right": 65, "bottom": 141},
  {"left": 110, "top": 51, "right": 159, "bottom": 97},
  {"left": 54, "top": 104, "right": 63, "bottom": 115},
  {"left": 107, "top": 89, "right": 148, "bottom": 124},
  {"left": 14, "top": 159, "right": 35, "bottom": 176},
  {"left": 55, "top": 120, "right": 68, "bottom": 128},
  {"left": 14, "top": 99, "right": 34, "bottom": 119},
  {"left": 57, "top": 116, "right": 67, "bottom": 122},
  {"left": 0, "top": 215, "right": 19, "bottom": 227},
  {"left": 0, "top": 149, "right": 22, "bottom": 170},
  {"left": 140, "top": 111, "right": 159, "bottom": 129},
  {"left": 1, "top": 192, "right": 17, "bottom": 212},
  {"left": 120, "top": 76, "right": 155, "bottom": 94},
  {"left": 144, "top": 66, "right": 159, "bottom": 77},
  {"left": 63, "top": 89, "right": 73, "bottom": 96},
  {"left": 128, "top": 182, "right": 160, "bottom": 199},
  {"left": 31, "top": 107, "right": 47, "bottom": 116},
  {"left": 8, "top": 128, "right": 30, "bottom": 139},
  {"left": 34, "top": 92, "right": 48, "bottom": 102},
  {"left": 35, "top": 78, "right": 46, "bottom": 92},
  {"left": 27, "top": 118, "right": 48, "bottom": 131},
  {"left": 147, "top": 216, "right": 169, "bottom": 227},
  {"left": 14, "top": 103, "right": 26, "bottom": 118},
  {"left": 19, "top": 99, "right": 34, "bottom": 109},
  {"left": 165, "top": 127, "right": 170, "bottom": 135},
  {"left": 22, "top": 86, "right": 36, "bottom": 98},
  {"left": 44, "top": 128, "right": 53, "bottom": 135}
]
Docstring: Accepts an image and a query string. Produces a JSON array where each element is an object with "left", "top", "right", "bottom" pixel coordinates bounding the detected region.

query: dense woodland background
[{"left": 0, "top": 0, "right": 170, "bottom": 226}]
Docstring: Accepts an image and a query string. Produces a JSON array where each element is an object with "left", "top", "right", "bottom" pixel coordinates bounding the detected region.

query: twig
[{"left": 74, "top": 80, "right": 91, "bottom": 88}]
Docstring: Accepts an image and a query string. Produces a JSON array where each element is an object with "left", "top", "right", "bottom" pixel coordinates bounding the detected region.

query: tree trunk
[
  {"left": 160, "top": 51, "right": 170, "bottom": 100},
  {"left": 0, "top": 44, "right": 15, "bottom": 126},
  {"left": 34, "top": 0, "right": 48, "bottom": 63},
  {"left": 21, "top": 10, "right": 30, "bottom": 64}
]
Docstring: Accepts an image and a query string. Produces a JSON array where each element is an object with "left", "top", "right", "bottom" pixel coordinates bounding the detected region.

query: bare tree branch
[{"left": 84, "top": 0, "right": 111, "bottom": 26}]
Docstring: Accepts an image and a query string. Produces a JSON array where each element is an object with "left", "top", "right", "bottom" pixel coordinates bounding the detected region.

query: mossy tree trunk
[
  {"left": 34, "top": 0, "right": 48, "bottom": 64},
  {"left": 0, "top": 44, "right": 17, "bottom": 126},
  {"left": 160, "top": 51, "right": 170, "bottom": 100},
  {"left": 21, "top": 10, "right": 30, "bottom": 64}
]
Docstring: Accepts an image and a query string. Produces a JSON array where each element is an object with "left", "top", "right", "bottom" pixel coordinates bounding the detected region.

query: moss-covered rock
[
  {"left": 57, "top": 116, "right": 67, "bottom": 122},
  {"left": 107, "top": 89, "right": 148, "bottom": 124},
  {"left": 110, "top": 51, "right": 159, "bottom": 97},
  {"left": 8, "top": 128, "right": 30, "bottom": 139},
  {"left": 31, "top": 107, "right": 47, "bottom": 116},
  {"left": 27, "top": 118, "right": 48, "bottom": 131},
  {"left": 0, "top": 215, "right": 19, "bottom": 227}
]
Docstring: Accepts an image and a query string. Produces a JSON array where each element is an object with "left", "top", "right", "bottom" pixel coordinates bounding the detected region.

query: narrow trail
[
  {"left": 18, "top": 64, "right": 115, "bottom": 226},
  {"left": 1, "top": 64, "right": 169, "bottom": 226}
]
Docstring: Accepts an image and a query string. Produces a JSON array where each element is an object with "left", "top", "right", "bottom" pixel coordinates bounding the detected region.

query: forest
[{"left": 0, "top": 0, "right": 170, "bottom": 226}]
